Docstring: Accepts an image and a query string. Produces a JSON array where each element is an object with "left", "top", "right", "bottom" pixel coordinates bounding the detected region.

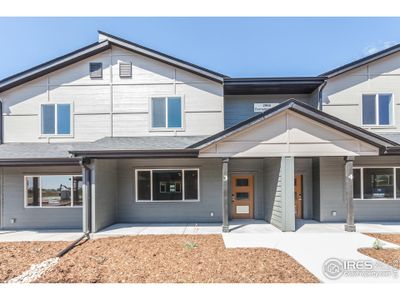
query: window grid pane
[
  {"left": 184, "top": 170, "right": 198, "bottom": 200},
  {"left": 41, "top": 175, "right": 72, "bottom": 207},
  {"left": 363, "top": 168, "right": 394, "bottom": 199},
  {"left": 137, "top": 171, "right": 151, "bottom": 201},
  {"left": 362, "top": 95, "right": 376, "bottom": 125},
  {"left": 57, "top": 104, "right": 71, "bottom": 134},
  {"left": 353, "top": 169, "right": 361, "bottom": 199},
  {"left": 152, "top": 98, "right": 166, "bottom": 128},
  {"left": 42, "top": 104, "right": 55, "bottom": 134},
  {"left": 167, "top": 97, "right": 182, "bottom": 128},
  {"left": 152, "top": 170, "right": 183, "bottom": 201},
  {"left": 378, "top": 94, "right": 392, "bottom": 125}
]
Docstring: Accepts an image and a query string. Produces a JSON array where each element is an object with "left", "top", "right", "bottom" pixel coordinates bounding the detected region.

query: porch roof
[
  {"left": 189, "top": 99, "right": 398, "bottom": 156},
  {"left": 69, "top": 136, "right": 205, "bottom": 158}
]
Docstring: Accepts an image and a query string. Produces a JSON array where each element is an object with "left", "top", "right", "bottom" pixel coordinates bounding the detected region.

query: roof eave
[
  {"left": 0, "top": 41, "right": 111, "bottom": 93},
  {"left": 69, "top": 149, "right": 199, "bottom": 159},
  {"left": 0, "top": 158, "right": 80, "bottom": 167}
]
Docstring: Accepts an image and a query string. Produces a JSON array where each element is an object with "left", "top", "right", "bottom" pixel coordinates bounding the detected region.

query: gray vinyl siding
[
  {"left": 116, "top": 158, "right": 222, "bottom": 223},
  {"left": 224, "top": 94, "right": 314, "bottom": 128},
  {"left": 264, "top": 158, "right": 283, "bottom": 228},
  {"left": 92, "top": 160, "right": 117, "bottom": 232},
  {"left": 0, "top": 166, "right": 82, "bottom": 230},
  {"left": 228, "top": 158, "right": 265, "bottom": 220},
  {"left": 319, "top": 156, "right": 400, "bottom": 222}
]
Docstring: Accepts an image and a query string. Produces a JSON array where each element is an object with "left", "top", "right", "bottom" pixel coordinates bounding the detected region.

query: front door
[
  {"left": 231, "top": 175, "right": 254, "bottom": 219},
  {"left": 295, "top": 174, "right": 303, "bottom": 219}
]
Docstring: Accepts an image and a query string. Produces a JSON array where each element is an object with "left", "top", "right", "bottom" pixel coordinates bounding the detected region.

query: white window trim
[
  {"left": 361, "top": 93, "right": 394, "bottom": 127},
  {"left": 39, "top": 102, "right": 74, "bottom": 138},
  {"left": 24, "top": 174, "right": 83, "bottom": 208},
  {"left": 135, "top": 168, "right": 200, "bottom": 202},
  {"left": 353, "top": 166, "right": 400, "bottom": 201},
  {"left": 148, "top": 95, "right": 185, "bottom": 132}
]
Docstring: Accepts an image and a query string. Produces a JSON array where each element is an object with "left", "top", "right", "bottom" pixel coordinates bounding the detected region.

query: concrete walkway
[
  {"left": 223, "top": 232, "right": 400, "bottom": 283},
  {"left": 0, "top": 230, "right": 82, "bottom": 242}
]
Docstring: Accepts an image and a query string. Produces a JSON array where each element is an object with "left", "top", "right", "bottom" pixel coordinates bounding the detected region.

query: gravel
[
  {"left": 38, "top": 234, "right": 319, "bottom": 283},
  {"left": 7, "top": 258, "right": 59, "bottom": 283},
  {"left": 0, "top": 241, "right": 68, "bottom": 282},
  {"left": 365, "top": 233, "right": 400, "bottom": 246}
]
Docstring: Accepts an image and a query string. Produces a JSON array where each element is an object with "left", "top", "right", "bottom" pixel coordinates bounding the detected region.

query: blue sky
[{"left": 1, "top": 17, "right": 400, "bottom": 79}]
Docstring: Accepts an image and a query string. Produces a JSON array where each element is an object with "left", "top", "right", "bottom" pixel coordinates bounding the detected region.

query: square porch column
[
  {"left": 222, "top": 158, "right": 229, "bottom": 233},
  {"left": 344, "top": 156, "right": 356, "bottom": 232},
  {"left": 81, "top": 158, "right": 92, "bottom": 234}
]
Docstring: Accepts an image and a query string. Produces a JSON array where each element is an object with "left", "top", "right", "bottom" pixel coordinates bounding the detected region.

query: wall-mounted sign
[{"left": 254, "top": 103, "right": 278, "bottom": 112}]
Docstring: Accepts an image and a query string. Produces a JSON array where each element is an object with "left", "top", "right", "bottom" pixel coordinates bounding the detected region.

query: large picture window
[
  {"left": 41, "top": 103, "right": 71, "bottom": 135},
  {"left": 135, "top": 169, "right": 199, "bottom": 202},
  {"left": 362, "top": 94, "right": 393, "bottom": 126},
  {"left": 151, "top": 96, "right": 182, "bottom": 129},
  {"left": 25, "top": 175, "right": 83, "bottom": 207},
  {"left": 353, "top": 167, "right": 400, "bottom": 200}
]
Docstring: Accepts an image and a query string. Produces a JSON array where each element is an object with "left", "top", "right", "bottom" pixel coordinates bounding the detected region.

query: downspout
[
  {"left": 80, "top": 157, "right": 92, "bottom": 234},
  {"left": 317, "top": 80, "right": 328, "bottom": 111},
  {"left": 54, "top": 157, "right": 92, "bottom": 258}
]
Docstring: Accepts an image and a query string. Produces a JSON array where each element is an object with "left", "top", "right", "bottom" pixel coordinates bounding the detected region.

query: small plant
[
  {"left": 373, "top": 238, "right": 384, "bottom": 250},
  {"left": 184, "top": 241, "right": 198, "bottom": 250}
]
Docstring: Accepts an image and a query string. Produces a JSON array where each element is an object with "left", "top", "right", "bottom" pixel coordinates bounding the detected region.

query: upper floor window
[
  {"left": 89, "top": 62, "right": 103, "bottom": 79},
  {"left": 151, "top": 96, "right": 182, "bottom": 129},
  {"left": 362, "top": 94, "right": 393, "bottom": 126},
  {"left": 41, "top": 104, "right": 71, "bottom": 135}
]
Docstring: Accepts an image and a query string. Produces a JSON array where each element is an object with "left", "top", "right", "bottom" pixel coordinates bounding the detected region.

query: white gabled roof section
[
  {"left": 199, "top": 110, "right": 380, "bottom": 158},
  {"left": 97, "top": 31, "right": 227, "bottom": 82}
]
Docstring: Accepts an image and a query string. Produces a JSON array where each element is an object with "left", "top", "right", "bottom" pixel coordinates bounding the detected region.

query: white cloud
[{"left": 363, "top": 40, "right": 398, "bottom": 56}]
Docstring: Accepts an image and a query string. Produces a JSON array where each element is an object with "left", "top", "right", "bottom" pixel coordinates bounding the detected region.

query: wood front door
[
  {"left": 231, "top": 175, "right": 254, "bottom": 219},
  {"left": 295, "top": 174, "right": 303, "bottom": 219}
]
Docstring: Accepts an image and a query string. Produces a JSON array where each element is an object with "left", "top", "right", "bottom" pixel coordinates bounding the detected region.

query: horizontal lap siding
[
  {"left": 319, "top": 156, "right": 400, "bottom": 222},
  {"left": 116, "top": 158, "right": 222, "bottom": 223},
  {"left": 264, "top": 158, "right": 283, "bottom": 229},
  {"left": 1, "top": 166, "right": 82, "bottom": 229}
]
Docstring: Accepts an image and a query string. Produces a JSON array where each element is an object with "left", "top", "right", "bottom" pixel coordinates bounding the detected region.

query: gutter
[{"left": 69, "top": 149, "right": 199, "bottom": 159}]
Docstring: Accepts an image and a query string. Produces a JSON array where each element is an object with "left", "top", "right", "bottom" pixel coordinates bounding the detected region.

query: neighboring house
[{"left": 0, "top": 31, "right": 399, "bottom": 233}]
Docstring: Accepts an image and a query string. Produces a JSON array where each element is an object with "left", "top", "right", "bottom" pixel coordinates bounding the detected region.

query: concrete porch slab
[{"left": 296, "top": 220, "right": 400, "bottom": 233}]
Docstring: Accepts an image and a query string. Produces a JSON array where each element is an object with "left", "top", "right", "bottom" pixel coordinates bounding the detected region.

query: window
[
  {"left": 353, "top": 167, "right": 400, "bottom": 200},
  {"left": 136, "top": 169, "right": 199, "bottom": 202},
  {"left": 90, "top": 62, "right": 103, "bottom": 78},
  {"left": 119, "top": 62, "right": 132, "bottom": 78},
  {"left": 41, "top": 104, "right": 71, "bottom": 135},
  {"left": 25, "top": 175, "right": 83, "bottom": 207},
  {"left": 151, "top": 97, "right": 182, "bottom": 129},
  {"left": 362, "top": 94, "right": 393, "bottom": 126}
]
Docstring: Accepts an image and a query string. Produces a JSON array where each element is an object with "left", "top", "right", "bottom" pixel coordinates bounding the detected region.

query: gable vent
[
  {"left": 119, "top": 62, "right": 132, "bottom": 78},
  {"left": 90, "top": 62, "right": 103, "bottom": 79}
]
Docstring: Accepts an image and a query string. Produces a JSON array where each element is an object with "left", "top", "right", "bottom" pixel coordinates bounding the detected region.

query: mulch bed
[
  {"left": 0, "top": 241, "right": 68, "bottom": 282},
  {"left": 38, "top": 234, "right": 319, "bottom": 283},
  {"left": 364, "top": 233, "right": 400, "bottom": 245},
  {"left": 359, "top": 233, "right": 400, "bottom": 270}
]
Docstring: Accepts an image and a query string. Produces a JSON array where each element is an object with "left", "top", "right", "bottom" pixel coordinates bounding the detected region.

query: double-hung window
[
  {"left": 353, "top": 167, "right": 400, "bottom": 200},
  {"left": 362, "top": 94, "right": 393, "bottom": 126},
  {"left": 136, "top": 169, "right": 199, "bottom": 202},
  {"left": 41, "top": 103, "right": 71, "bottom": 135},
  {"left": 151, "top": 96, "right": 182, "bottom": 129},
  {"left": 25, "top": 175, "right": 83, "bottom": 207}
]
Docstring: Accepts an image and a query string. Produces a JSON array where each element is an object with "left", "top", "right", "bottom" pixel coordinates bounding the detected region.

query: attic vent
[
  {"left": 90, "top": 62, "right": 103, "bottom": 79},
  {"left": 119, "top": 62, "right": 132, "bottom": 78}
]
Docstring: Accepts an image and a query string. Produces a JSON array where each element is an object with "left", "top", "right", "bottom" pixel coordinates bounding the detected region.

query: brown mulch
[
  {"left": 364, "top": 233, "right": 400, "bottom": 245},
  {"left": 358, "top": 248, "right": 400, "bottom": 270},
  {"left": 0, "top": 241, "right": 68, "bottom": 282},
  {"left": 359, "top": 233, "right": 400, "bottom": 270},
  {"left": 38, "top": 234, "right": 319, "bottom": 283}
]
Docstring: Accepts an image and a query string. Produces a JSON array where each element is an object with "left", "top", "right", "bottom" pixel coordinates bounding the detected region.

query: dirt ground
[
  {"left": 38, "top": 235, "right": 319, "bottom": 283},
  {"left": 0, "top": 241, "right": 67, "bottom": 282},
  {"left": 359, "top": 233, "right": 400, "bottom": 270}
]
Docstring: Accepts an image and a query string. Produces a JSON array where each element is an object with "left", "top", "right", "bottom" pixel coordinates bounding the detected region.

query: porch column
[
  {"left": 222, "top": 158, "right": 229, "bottom": 233},
  {"left": 344, "top": 156, "right": 356, "bottom": 232}
]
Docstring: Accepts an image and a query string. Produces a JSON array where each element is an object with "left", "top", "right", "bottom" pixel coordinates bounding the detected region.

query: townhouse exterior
[{"left": 0, "top": 31, "right": 399, "bottom": 233}]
